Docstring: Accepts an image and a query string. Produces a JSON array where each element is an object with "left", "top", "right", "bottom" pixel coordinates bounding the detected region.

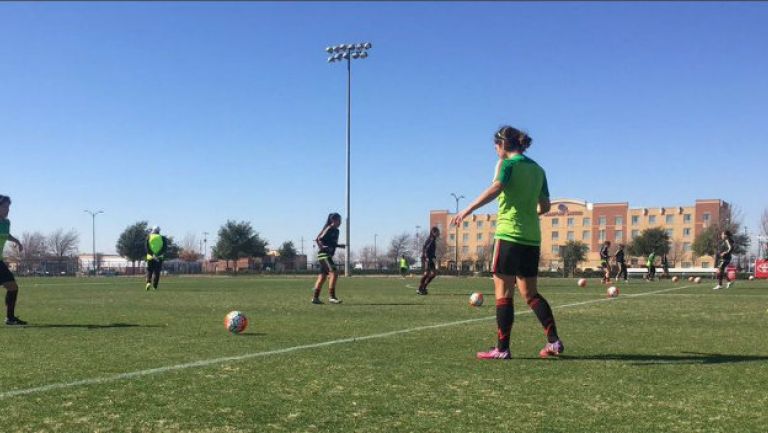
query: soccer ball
[
  {"left": 688, "top": 276, "right": 695, "bottom": 282},
  {"left": 469, "top": 292, "right": 484, "bottom": 307},
  {"left": 607, "top": 286, "right": 619, "bottom": 298},
  {"left": 577, "top": 278, "right": 587, "bottom": 288},
  {"left": 672, "top": 276, "right": 679, "bottom": 283},
  {"left": 749, "top": 275, "right": 755, "bottom": 281},
  {"left": 694, "top": 277, "right": 701, "bottom": 284},
  {"left": 224, "top": 311, "right": 248, "bottom": 334}
]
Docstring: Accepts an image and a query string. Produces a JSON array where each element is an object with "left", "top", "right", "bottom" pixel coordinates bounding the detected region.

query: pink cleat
[
  {"left": 476, "top": 347, "right": 511, "bottom": 360},
  {"left": 539, "top": 340, "right": 564, "bottom": 359}
]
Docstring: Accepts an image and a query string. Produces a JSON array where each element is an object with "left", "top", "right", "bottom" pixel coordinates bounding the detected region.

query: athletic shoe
[
  {"left": 713, "top": 285, "right": 722, "bottom": 290},
  {"left": 539, "top": 340, "right": 565, "bottom": 359},
  {"left": 329, "top": 297, "right": 342, "bottom": 304},
  {"left": 417, "top": 289, "right": 428, "bottom": 295},
  {"left": 476, "top": 347, "right": 511, "bottom": 360},
  {"left": 5, "top": 317, "right": 28, "bottom": 326},
  {"left": 726, "top": 282, "right": 733, "bottom": 289},
  {"left": 146, "top": 283, "right": 151, "bottom": 291},
  {"left": 311, "top": 297, "right": 323, "bottom": 305}
]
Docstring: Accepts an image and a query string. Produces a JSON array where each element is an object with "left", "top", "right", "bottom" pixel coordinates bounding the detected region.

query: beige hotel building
[{"left": 430, "top": 198, "right": 728, "bottom": 271}]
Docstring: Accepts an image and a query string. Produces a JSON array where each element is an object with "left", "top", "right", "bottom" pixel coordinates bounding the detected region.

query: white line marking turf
[{"left": 0, "top": 284, "right": 695, "bottom": 400}]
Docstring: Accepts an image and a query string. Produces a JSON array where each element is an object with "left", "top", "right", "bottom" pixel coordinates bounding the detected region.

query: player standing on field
[
  {"left": 453, "top": 126, "right": 563, "bottom": 360},
  {"left": 645, "top": 251, "right": 657, "bottom": 281},
  {"left": 713, "top": 230, "right": 734, "bottom": 290},
  {"left": 0, "top": 195, "right": 27, "bottom": 326},
  {"left": 599, "top": 240, "right": 611, "bottom": 284},
  {"left": 614, "top": 243, "right": 628, "bottom": 283},
  {"left": 399, "top": 255, "right": 409, "bottom": 278},
  {"left": 145, "top": 226, "right": 168, "bottom": 291},
  {"left": 416, "top": 227, "right": 439, "bottom": 295},
  {"left": 312, "top": 213, "right": 345, "bottom": 304}
]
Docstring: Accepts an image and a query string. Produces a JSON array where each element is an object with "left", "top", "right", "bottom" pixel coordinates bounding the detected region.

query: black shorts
[
  {"left": 422, "top": 258, "right": 436, "bottom": 272},
  {"left": 319, "top": 256, "right": 337, "bottom": 275},
  {"left": 0, "top": 260, "right": 15, "bottom": 284},
  {"left": 600, "top": 260, "right": 609, "bottom": 269},
  {"left": 491, "top": 239, "right": 540, "bottom": 278},
  {"left": 147, "top": 259, "right": 163, "bottom": 274}
]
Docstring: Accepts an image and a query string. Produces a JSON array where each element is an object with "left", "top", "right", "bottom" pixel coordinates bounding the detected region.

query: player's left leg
[
  {"left": 152, "top": 261, "right": 162, "bottom": 289},
  {"left": 4, "top": 281, "right": 26, "bottom": 326}
]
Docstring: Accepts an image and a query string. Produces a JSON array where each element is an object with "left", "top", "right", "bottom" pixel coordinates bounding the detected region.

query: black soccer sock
[
  {"left": 495, "top": 297, "right": 514, "bottom": 352},
  {"left": 329, "top": 287, "right": 336, "bottom": 298},
  {"left": 153, "top": 271, "right": 160, "bottom": 288},
  {"left": 6, "top": 290, "right": 18, "bottom": 319},
  {"left": 418, "top": 274, "right": 429, "bottom": 290},
  {"left": 313, "top": 286, "right": 322, "bottom": 299},
  {"left": 424, "top": 274, "right": 436, "bottom": 289},
  {"left": 527, "top": 294, "right": 558, "bottom": 343}
]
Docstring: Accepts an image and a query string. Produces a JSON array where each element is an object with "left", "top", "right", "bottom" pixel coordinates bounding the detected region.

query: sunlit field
[{"left": 2, "top": 275, "right": 767, "bottom": 432}]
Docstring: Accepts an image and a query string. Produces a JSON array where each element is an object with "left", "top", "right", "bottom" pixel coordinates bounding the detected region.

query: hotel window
[
  {"left": 477, "top": 233, "right": 483, "bottom": 241},
  {"left": 462, "top": 246, "right": 469, "bottom": 255},
  {"left": 463, "top": 221, "right": 469, "bottom": 228},
  {"left": 683, "top": 228, "right": 691, "bottom": 237},
  {"left": 567, "top": 217, "right": 574, "bottom": 227},
  {"left": 631, "top": 215, "right": 639, "bottom": 225},
  {"left": 649, "top": 215, "right": 657, "bottom": 224},
  {"left": 490, "top": 221, "right": 496, "bottom": 228},
  {"left": 631, "top": 230, "right": 640, "bottom": 239},
  {"left": 552, "top": 218, "right": 559, "bottom": 228},
  {"left": 683, "top": 243, "right": 692, "bottom": 252},
  {"left": 703, "top": 213, "right": 711, "bottom": 223},
  {"left": 449, "top": 234, "right": 455, "bottom": 241},
  {"left": 598, "top": 230, "right": 606, "bottom": 242},
  {"left": 616, "top": 230, "right": 623, "bottom": 241},
  {"left": 615, "top": 216, "right": 623, "bottom": 226},
  {"left": 552, "top": 231, "right": 559, "bottom": 240},
  {"left": 683, "top": 214, "right": 692, "bottom": 223},
  {"left": 599, "top": 216, "right": 606, "bottom": 226},
  {"left": 477, "top": 221, "right": 483, "bottom": 229},
  {"left": 583, "top": 217, "right": 591, "bottom": 226},
  {"left": 476, "top": 246, "right": 484, "bottom": 255},
  {"left": 666, "top": 215, "right": 674, "bottom": 224},
  {"left": 462, "top": 234, "right": 469, "bottom": 242},
  {"left": 665, "top": 229, "right": 674, "bottom": 237},
  {"left": 567, "top": 231, "right": 575, "bottom": 241},
  {"left": 582, "top": 231, "right": 591, "bottom": 241},
  {"left": 552, "top": 245, "right": 560, "bottom": 255}
]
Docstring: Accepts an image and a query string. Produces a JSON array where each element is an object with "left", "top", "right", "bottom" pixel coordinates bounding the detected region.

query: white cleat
[
  {"left": 726, "top": 282, "right": 732, "bottom": 289},
  {"left": 713, "top": 285, "right": 722, "bottom": 290},
  {"left": 329, "top": 297, "right": 343, "bottom": 304}
]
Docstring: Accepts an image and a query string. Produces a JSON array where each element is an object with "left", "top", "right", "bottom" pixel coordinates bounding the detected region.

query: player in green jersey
[
  {"left": 453, "top": 126, "right": 563, "bottom": 360},
  {"left": 0, "top": 195, "right": 27, "bottom": 326},
  {"left": 145, "top": 226, "right": 168, "bottom": 290}
]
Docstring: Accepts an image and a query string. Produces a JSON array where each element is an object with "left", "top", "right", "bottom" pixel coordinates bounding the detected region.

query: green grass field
[{"left": 1, "top": 275, "right": 767, "bottom": 433}]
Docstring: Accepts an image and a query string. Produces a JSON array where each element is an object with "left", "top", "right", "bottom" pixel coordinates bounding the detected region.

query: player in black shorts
[
  {"left": 614, "top": 243, "right": 628, "bottom": 282},
  {"left": 0, "top": 195, "right": 27, "bottom": 326},
  {"left": 599, "top": 241, "right": 611, "bottom": 284},
  {"left": 312, "top": 213, "right": 345, "bottom": 304},
  {"left": 713, "top": 230, "right": 734, "bottom": 290},
  {"left": 417, "top": 227, "right": 440, "bottom": 295}
]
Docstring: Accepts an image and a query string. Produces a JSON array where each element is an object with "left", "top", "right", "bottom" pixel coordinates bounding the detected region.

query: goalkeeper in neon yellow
[{"left": 145, "top": 226, "right": 168, "bottom": 291}]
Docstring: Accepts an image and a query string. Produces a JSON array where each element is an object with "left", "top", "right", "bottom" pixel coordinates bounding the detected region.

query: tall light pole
[
  {"left": 326, "top": 41, "right": 373, "bottom": 277},
  {"left": 374, "top": 233, "right": 378, "bottom": 270},
  {"left": 202, "top": 232, "right": 209, "bottom": 260},
  {"left": 450, "top": 193, "right": 464, "bottom": 275},
  {"left": 84, "top": 209, "right": 104, "bottom": 274}
]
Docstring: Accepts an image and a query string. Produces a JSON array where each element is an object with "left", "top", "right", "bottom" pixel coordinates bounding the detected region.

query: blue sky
[{"left": 1, "top": 2, "right": 766, "bottom": 256}]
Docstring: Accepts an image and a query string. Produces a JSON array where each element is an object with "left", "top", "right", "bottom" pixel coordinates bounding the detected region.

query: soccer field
[{"left": 1, "top": 276, "right": 767, "bottom": 433}]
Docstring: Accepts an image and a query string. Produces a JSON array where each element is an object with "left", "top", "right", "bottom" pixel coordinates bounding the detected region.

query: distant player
[
  {"left": 453, "top": 125, "right": 563, "bottom": 360},
  {"left": 661, "top": 253, "right": 670, "bottom": 279},
  {"left": 614, "top": 243, "right": 628, "bottom": 282},
  {"left": 645, "top": 251, "right": 656, "bottom": 281},
  {"left": 145, "top": 226, "right": 168, "bottom": 290},
  {"left": 713, "top": 230, "right": 734, "bottom": 290},
  {"left": 417, "top": 227, "right": 440, "bottom": 295},
  {"left": 599, "top": 240, "right": 611, "bottom": 284},
  {"left": 399, "top": 255, "right": 409, "bottom": 277},
  {"left": 312, "top": 213, "right": 345, "bottom": 304},
  {"left": 0, "top": 195, "right": 27, "bottom": 326}
]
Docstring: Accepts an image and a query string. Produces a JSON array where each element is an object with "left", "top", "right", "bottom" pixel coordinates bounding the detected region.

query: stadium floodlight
[
  {"left": 84, "top": 209, "right": 104, "bottom": 274},
  {"left": 324, "top": 41, "right": 373, "bottom": 277}
]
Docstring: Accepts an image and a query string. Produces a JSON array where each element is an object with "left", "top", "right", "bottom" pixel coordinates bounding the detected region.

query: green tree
[
  {"left": 211, "top": 220, "right": 268, "bottom": 270},
  {"left": 628, "top": 227, "right": 670, "bottom": 257},
  {"left": 278, "top": 241, "right": 297, "bottom": 260},
  {"left": 559, "top": 240, "right": 589, "bottom": 277},
  {"left": 116, "top": 221, "right": 149, "bottom": 268},
  {"left": 164, "top": 236, "right": 181, "bottom": 260}
]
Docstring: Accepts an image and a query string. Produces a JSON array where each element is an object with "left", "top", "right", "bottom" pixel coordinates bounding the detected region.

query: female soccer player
[
  {"left": 714, "top": 230, "right": 734, "bottom": 290},
  {"left": 645, "top": 251, "right": 657, "bottom": 281},
  {"left": 452, "top": 126, "right": 563, "bottom": 360},
  {"left": 599, "top": 240, "right": 611, "bottom": 284},
  {"left": 416, "top": 227, "right": 440, "bottom": 295},
  {"left": 312, "top": 213, "right": 345, "bottom": 304},
  {"left": 614, "top": 243, "right": 628, "bottom": 283},
  {"left": 0, "top": 195, "right": 27, "bottom": 326},
  {"left": 145, "top": 226, "right": 168, "bottom": 291}
]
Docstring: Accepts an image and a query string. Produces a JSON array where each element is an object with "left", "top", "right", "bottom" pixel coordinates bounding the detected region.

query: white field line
[{"left": 0, "top": 284, "right": 694, "bottom": 400}]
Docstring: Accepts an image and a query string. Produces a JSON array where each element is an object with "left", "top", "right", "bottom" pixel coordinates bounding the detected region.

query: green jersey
[
  {"left": 0, "top": 219, "right": 9, "bottom": 261},
  {"left": 647, "top": 252, "right": 656, "bottom": 267},
  {"left": 494, "top": 154, "right": 549, "bottom": 246},
  {"left": 399, "top": 258, "right": 408, "bottom": 269}
]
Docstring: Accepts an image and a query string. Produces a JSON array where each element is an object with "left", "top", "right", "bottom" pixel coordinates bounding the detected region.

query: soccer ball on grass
[{"left": 224, "top": 311, "right": 248, "bottom": 334}]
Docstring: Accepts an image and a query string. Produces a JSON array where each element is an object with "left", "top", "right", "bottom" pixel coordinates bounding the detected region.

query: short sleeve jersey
[
  {"left": 494, "top": 154, "right": 549, "bottom": 246},
  {"left": 0, "top": 219, "right": 9, "bottom": 261}
]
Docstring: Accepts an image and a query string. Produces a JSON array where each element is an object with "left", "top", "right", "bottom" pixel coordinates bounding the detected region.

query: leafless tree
[
  {"left": 668, "top": 238, "right": 685, "bottom": 267},
  {"left": 47, "top": 228, "right": 80, "bottom": 257},
  {"left": 761, "top": 208, "right": 768, "bottom": 237},
  {"left": 179, "top": 232, "right": 202, "bottom": 262},
  {"left": 358, "top": 245, "right": 376, "bottom": 269},
  {"left": 7, "top": 232, "right": 47, "bottom": 261},
  {"left": 387, "top": 232, "right": 412, "bottom": 265}
]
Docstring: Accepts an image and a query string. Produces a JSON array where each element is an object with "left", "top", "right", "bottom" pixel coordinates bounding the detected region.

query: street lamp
[
  {"left": 374, "top": 233, "right": 378, "bottom": 270},
  {"left": 450, "top": 193, "right": 464, "bottom": 275},
  {"left": 84, "top": 209, "right": 104, "bottom": 274},
  {"left": 325, "top": 41, "right": 373, "bottom": 277}
]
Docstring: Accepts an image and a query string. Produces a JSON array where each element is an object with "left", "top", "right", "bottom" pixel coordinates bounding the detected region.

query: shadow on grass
[
  {"left": 555, "top": 352, "right": 768, "bottom": 365},
  {"left": 232, "top": 332, "right": 267, "bottom": 337},
  {"left": 345, "top": 303, "right": 428, "bottom": 306},
  {"left": 28, "top": 323, "right": 164, "bottom": 329}
]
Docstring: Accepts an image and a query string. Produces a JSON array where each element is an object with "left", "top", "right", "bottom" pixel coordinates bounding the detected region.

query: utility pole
[{"left": 450, "top": 193, "right": 464, "bottom": 276}]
